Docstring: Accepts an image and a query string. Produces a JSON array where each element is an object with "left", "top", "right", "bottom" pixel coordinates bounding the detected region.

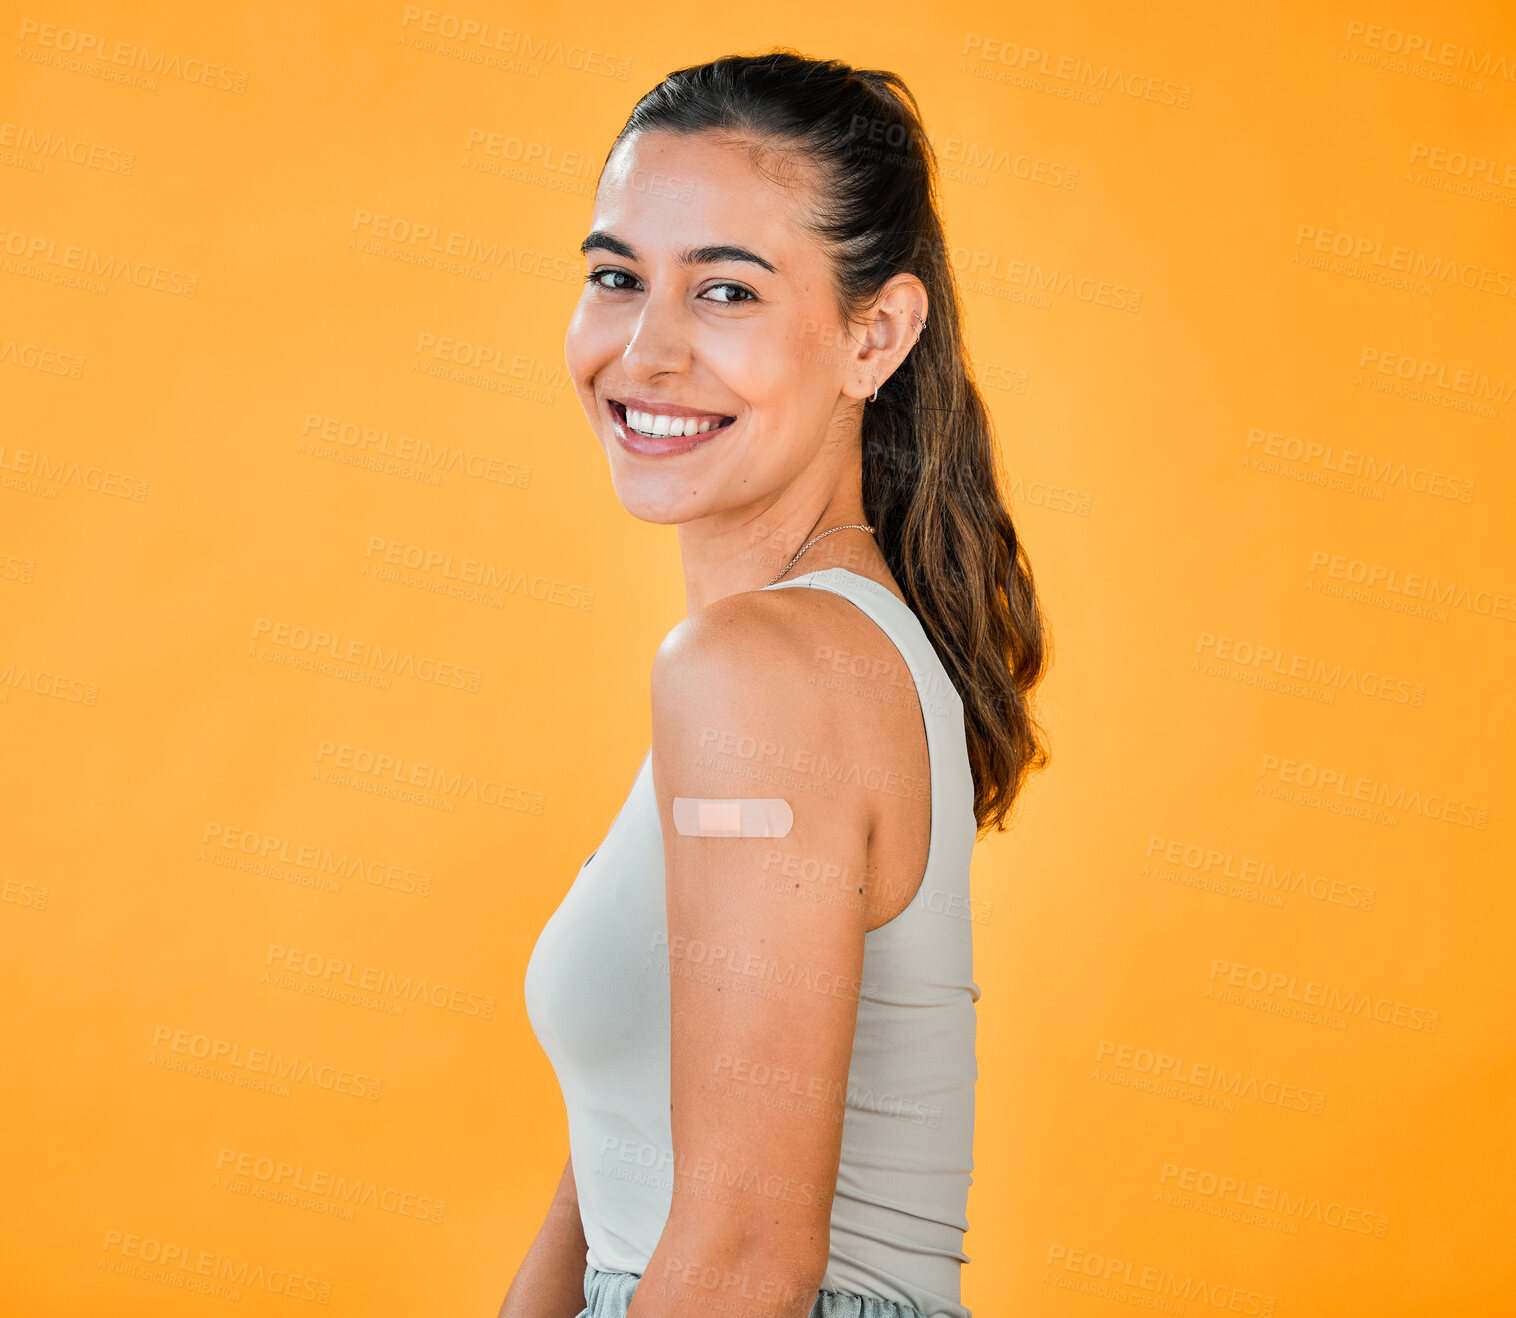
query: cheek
[
  {"left": 562, "top": 306, "right": 592, "bottom": 379},
  {"left": 700, "top": 336, "right": 790, "bottom": 405},
  {"left": 564, "top": 300, "right": 616, "bottom": 373}
]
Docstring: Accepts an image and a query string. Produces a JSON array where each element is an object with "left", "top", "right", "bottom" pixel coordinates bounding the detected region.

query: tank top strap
[{"left": 760, "top": 567, "right": 963, "bottom": 728}]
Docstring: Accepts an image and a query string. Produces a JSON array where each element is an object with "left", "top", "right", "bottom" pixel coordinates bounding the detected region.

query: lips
[
  {"left": 610, "top": 399, "right": 736, "bottom": 431},
  {"left": 607, "top": 398, "right": 737, "bottom": 458}
]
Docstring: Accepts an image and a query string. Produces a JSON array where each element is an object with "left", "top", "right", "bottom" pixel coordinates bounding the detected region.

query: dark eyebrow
[{"left": 579, "top": 230, "right": 777, "bottom": 274}]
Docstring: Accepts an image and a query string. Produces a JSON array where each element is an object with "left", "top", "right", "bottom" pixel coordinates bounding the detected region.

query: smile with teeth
[{"left": 614, "top": 401, "right": 736, "bottom": 439}]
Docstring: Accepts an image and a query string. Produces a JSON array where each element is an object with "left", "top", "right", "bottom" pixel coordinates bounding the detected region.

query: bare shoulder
[
  {"left": 650, "top": 587, "right": 849, "bottom": 801},
  {"left": 650, "top": 581, "right": 921, "bottom": 749},
  {"left": 650, "top": 581, "right": 932, "bottom": 932},
  {"left": 653, "top": 586, "right": 836, "bottom": 717}
]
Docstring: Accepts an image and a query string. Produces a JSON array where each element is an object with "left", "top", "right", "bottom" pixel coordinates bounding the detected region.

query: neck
[
  {"left": 677, "top": 496, "right": 880, "bottom": 615},
  {"left": 676, "top": 415, "right": 887, "bottom": 613}
]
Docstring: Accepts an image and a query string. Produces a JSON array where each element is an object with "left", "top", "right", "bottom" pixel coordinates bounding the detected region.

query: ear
[{"left": 843, "top": 273, "right": 930, "bottom": 404}]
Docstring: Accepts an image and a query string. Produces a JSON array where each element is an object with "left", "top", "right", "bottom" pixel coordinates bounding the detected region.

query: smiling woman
[{"left": 505, "top": 48, "right": 1051, "bottom": 1318}]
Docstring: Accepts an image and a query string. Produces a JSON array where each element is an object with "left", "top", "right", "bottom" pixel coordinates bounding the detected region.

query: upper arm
[{"left": 649, "top": 597, "right": 873, "bottom": 1281}]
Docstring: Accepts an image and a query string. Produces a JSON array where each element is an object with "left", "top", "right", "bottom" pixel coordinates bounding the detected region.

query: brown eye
[{"left": 704, "top": 283, "right": 756, "bottom": 304}]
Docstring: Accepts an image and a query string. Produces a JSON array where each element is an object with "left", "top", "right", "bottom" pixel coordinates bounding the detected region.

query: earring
[{"left": 870, "top": 379, "right": 880, "bottom": 403}]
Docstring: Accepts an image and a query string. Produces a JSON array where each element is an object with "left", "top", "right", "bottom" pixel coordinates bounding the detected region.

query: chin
[{"left": 605, "top": 468, "right": 706, "bottom": 526}]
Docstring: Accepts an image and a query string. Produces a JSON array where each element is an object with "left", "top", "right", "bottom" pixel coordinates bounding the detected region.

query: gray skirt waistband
[{"left": 578, "top": 1264, "right": 934, "bottom": 1318}]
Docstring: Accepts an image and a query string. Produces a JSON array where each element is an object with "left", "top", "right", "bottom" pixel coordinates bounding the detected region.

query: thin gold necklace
[{"left": 766, "top": 524, "right": 876, "bottom": 587}]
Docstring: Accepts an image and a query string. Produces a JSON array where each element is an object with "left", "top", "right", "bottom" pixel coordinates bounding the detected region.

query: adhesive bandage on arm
[{"left": 672, "top": 797, "right": 794, "bottom": 838}]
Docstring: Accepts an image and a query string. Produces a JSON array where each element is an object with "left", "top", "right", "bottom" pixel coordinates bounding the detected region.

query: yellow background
[{"left": 3, "top": 2, "right": 1512, "bottom": 1314}]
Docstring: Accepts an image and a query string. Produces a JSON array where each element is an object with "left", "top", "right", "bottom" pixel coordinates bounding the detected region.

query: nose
[{"left": 622, "top": 300, "right": 691, "bottom": 378}]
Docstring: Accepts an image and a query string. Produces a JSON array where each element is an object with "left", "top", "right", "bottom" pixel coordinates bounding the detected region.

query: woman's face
[{"left": 564, "top": 129, "right": 861, "bottom": 526}]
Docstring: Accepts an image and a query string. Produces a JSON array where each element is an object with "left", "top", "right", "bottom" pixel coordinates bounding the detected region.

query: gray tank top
[{"left": 524, "top": 566, "right": 981, "bottom": 1318}]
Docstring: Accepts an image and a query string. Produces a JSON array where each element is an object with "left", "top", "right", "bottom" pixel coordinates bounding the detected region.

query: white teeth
[{"left": 623, "top": 407, "right": 727, "bottom": 439}]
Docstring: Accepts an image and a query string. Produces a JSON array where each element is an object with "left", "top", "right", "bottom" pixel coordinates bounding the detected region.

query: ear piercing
[{"left": 867, "top": 311, "right": 927, "bottom": 403}]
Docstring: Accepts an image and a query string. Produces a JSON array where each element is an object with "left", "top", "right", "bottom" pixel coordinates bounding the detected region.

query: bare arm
[
  {"left": 626, "top": 596, "right": 875, "bottom": 1318},
  {"left": 498, "top": 1153, "right": 588, "bottom": 1318}
]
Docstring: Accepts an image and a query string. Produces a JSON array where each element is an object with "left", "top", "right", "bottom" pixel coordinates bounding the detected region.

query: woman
[{"left": 508, "top": 49, "right": 1049, "bottom": 1318}]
